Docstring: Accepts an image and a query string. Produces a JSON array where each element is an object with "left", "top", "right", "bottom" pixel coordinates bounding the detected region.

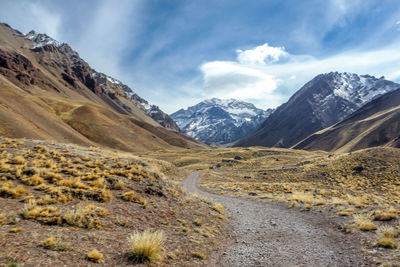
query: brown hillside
[
  {"left": 0, "top": 23, "right": 203, "bottom": 151},
  {"left": 293, "top": 88, "right": 400, "bottom": 153}
]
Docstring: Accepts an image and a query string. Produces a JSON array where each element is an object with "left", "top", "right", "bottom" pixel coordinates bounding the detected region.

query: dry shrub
[
  {"left": 289, "top": 191, "right": 314, "bottom": 203},
  {"left": 63, "top": 204, "right": 108, "bottom": 229},
  {"left": 374, "top": 210, "right": 398, "bottom": 221},
  {"left": 41, "top": 236, "right": 70, "bottom": 251},
  {"left": 21, "top": 175, "right": 44, "bottom": 186},
  {"left": 0, "top": 181, "right": 26, "bottom": 198},
  {"left": 10, "top": 227, "right": 23, "bottom": 233},
  {"left": 192, "top": 251, "right": 206, "bottom": 260},
  {"left": 122, "top": 191, "right": 146, "bottom": 205},
  {"left": 353, "top": 213, "right": 377, "bottom": 231},
  {"left": 212, "top": 203, "right": 225, "bottom": 214},
  {"left": 23, "top": 200, "right": 61, "bottom": 225},
  {"left": 36, "top": 195, "right": 57, "bottom": 205},
  {"left": 87, "top": 249, "right": 103, "bottom": 262},
  {"left": 11, "top": 155, "right": 25, "bottom": 165},
  {"left": 129, "top": 230, "right": 165, "bottom": 263}
]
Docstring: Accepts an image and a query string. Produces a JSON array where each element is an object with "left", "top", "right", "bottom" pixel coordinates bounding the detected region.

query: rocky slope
[
  {"left": 235, "top": 72, "right": 400, "bottom": 148},
  {"left": 0, "top": 23, "right": 199, "bottom": 151},
  {"left": 25, "top": 30, "right": 179, "bottom": 131},
  {"left": 293, "top": 87, "right": 400, "bottom": 152},
  {"left": 171, "top": 98, "right": 273, "bottom": 144}
]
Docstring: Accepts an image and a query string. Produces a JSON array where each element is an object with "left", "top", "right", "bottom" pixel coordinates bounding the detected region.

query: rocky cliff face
[
  {"left": 22, "top": 29, "right": 178, "bottom": 130},
  {"left": 0, "top": 23, "right": 199, "bottom": 151},
  {"left": 171, "top": 98, "right": 273, "bottom": 144},
  {"left": 235, "top": 72, "right": 400, "bottom": 148}
]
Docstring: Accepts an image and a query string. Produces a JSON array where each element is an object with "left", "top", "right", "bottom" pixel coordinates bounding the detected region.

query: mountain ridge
[
  {"left": 171, "top": 98, "right": 273, "bottom": 144},
  {"left": 293, "top": 87, "right": 400, "bottom": 152},
  {"left": 0, "top": 22, "right": 200, "bottom": 151},
  {"left": 235, "top": 72, "right": 400, "bottom": 148}
]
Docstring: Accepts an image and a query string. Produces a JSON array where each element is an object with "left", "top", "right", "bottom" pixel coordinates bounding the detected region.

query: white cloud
[
  {"left": 200, "top": 42, "right": 400, "bottom": 110},
  {"left": 0, "top": 1, "right": 61, "bottom": 39},
  {"left": 28, "top": 3, "right": 61, "bottom": 39},
  {"left": 73, "top": 0, "right": 141, "bottom": 79},
  {"left": 201, "top": 61, "right": 281, "bottom": 101},
  {"left": 236, "top": 43, "right": 288, "bottom": 65}
]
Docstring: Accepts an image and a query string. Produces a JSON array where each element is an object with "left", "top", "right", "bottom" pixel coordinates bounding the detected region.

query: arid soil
[{"left": 183, "top": 171, "right": 369, "bottom": 267}]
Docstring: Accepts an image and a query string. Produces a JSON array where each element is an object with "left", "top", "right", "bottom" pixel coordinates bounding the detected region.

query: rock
[
  {"left": 248, "top": 192, "right": 257, "bottom": 196},
  {"left": 216, "top": 163, "right": 221, "bottom": 168},
  {"left": 209, "top": 166, "right": 214, "bottom": 169},
  {"left": 234, "top": 156, "right": 245, "bottom": 160},
  {"left": 244, "top": 176, "right": 251, "bottom": 179}
]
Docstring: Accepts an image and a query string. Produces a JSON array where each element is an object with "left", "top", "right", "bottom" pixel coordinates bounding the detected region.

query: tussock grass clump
[
  {"left": 63, "top": 204, "right": 108, "bottom": 229},
  {"left": 21, "top": 175, "right": 44, "bottom": 186},
  {"left": 23, "top": 200, "right": 61, "bottom": 225},
  {"left": 353, "top": 213, "right": 377, "bottom": 231},
  {"left": 36, "top": 195, "right": 57, "bottom": 205},
  {"left": 112, "top": 180, "right": 126, "bottom": 190},
  {"left": 377, "top": 237, "right": 399, "bottom": 249},
  {"left": 129, "top": 230, "right": 165, "bottom": 263},
  {"left": 376, "top": 225, "right": 399, "bottom": 249},
  {"left": 212, "top": 203, "right": 225, "bottom": 214},
  {"left": 374, "top": 210, "right": 399, "bottom": 221},
  {"left": 122, "top": 191, "right": 146, "bottom": 205},
  {"left": 9, "top": 227, "right": 23, "bottom": 233},
  {"left": 87, "top": 249, "right": 103, "bottom": 262},
  {"left": 289, "top": 191, "right": 314, "bottom": 203},
  {"left": 192, "top": 251, "right": 206, "bottom": 260},
  {"left": 11, "top": 156, "right": 25, "bottom": 165},
  {"left": 41, "top": 236, "right": 70, "bottom": 251},
  {"left": 0, "top": 181, "right": 26, "bottom": 198}
]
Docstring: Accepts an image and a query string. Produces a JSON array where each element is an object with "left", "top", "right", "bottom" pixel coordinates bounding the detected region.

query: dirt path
[{"left": 182, "top": 171, "right": 367, "bottom": 267}]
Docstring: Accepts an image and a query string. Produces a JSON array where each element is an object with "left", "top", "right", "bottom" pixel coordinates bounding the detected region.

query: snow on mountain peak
[
  {"left": 24, "top": 30, "right": 64, "bottom": 49},
  {"left": 171, "top": 98, "right": 273, "bottom": 144},
  {"left": 323, "top": 72, "right": 399, "bottom": 107}
]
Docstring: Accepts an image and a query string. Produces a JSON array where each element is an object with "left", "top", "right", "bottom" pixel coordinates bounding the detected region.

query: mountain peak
[
  {"left": 24, "top": 30, "right": 64, "bottom": 49},
  {"left": 171, "top": 98, "right": 273, "bottom": 144},
  {"left": 236, "top": 72, "right": 400, "bottom": 148}
]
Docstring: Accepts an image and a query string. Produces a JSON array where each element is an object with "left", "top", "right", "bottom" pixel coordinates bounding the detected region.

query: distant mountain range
[
  {"left": 0, "top": 23, "right": 200, "bottom": 151},
  {"left": 235, "top": 72, "right": 400, "bottom": 149},
  {"left": 171, "top": 98, "right": 273, "bottom": 144}
]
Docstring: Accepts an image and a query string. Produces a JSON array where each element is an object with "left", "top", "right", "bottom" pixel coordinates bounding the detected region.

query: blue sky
[{"left": 1, "top": 0, "right": 400, "bottom": 113}]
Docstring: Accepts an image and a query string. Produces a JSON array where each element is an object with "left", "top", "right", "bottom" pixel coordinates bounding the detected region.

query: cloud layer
[
  {"left": 1, "top": 0, "right": 400, "bottom": 113},
  {"left": 199, "top": 40, "right": 400, "bottom": 110}
]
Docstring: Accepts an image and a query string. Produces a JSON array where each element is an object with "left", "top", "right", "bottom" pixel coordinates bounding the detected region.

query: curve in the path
[{"left": 182, "top": 171, "right": 367, "bottom": 267}]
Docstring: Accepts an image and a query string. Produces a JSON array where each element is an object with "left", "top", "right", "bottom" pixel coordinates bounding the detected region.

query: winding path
[{"left": 182, "top": 171, "right": 367, "bottom": 267}]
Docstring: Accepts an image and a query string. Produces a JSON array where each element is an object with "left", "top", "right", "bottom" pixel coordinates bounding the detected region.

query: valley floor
[
  {"left": 147, "top": 146, "right": 400, "bottom": 266},
  {"left": 183, "top": 171, "right": 367, "bottom": 266}
]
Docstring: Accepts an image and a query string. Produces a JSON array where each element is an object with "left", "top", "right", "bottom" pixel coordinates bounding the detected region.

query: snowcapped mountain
[
  {"left": 171, "top": 98, "right": 273, "bottom": 144},
  {"left": 236, "top": 72, "right": 400, "bottom": 148},
  {"left": 25, "top": 30, "right": 64, "bottom": 49},
  {"left": 22, "top": 30, "right": 179, "bottom": 131}
]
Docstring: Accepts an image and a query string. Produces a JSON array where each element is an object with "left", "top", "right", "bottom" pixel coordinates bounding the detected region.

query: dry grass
[
  {"left": 129, "top": 230, "right": 165, "bottom": 263},
  {"left": 376, "top": 225, "right": 399, "bottom": 249},
  {"left": 87, "top": 249, "right": 103, "bottom": 262},
  {"left": 192, "top": 251, "right": 206, "bottom": 260},
  {"left": 0, "top": 181, "right": 26, "bottom": 198},
  {"left": 145, "top": 146, "right": 400, "bottom": 264},
  {"left": 212, "top": 203, "right": 225, "bottom": 214},
  {"left": 9, "top": 227, "right": 23, "bottom": 233},
  {"left": 63, "top": 204, "right": 108, "bottom": 229},
  {"left": 0, "top": 138, "right": 230, "bottom": 266},
  {"left": 353, "top": 213, "right": 377, "bottom": 231},
  {"left": 41, "top": 236, "right": 70, "bottom": 251}
]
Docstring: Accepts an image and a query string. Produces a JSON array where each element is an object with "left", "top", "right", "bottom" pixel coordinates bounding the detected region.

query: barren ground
[{"left": 183, "top": 171, "right": 369, "bottom": 266}]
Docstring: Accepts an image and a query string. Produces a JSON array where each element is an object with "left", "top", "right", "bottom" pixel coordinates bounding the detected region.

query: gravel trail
[{"left": 182, "top": 171, "right": 367, "bottom": 267}]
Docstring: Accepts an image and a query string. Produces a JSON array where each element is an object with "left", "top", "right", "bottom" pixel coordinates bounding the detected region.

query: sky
[{"left": 1, "top": 0, "right": 400, "bottom": 113}]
